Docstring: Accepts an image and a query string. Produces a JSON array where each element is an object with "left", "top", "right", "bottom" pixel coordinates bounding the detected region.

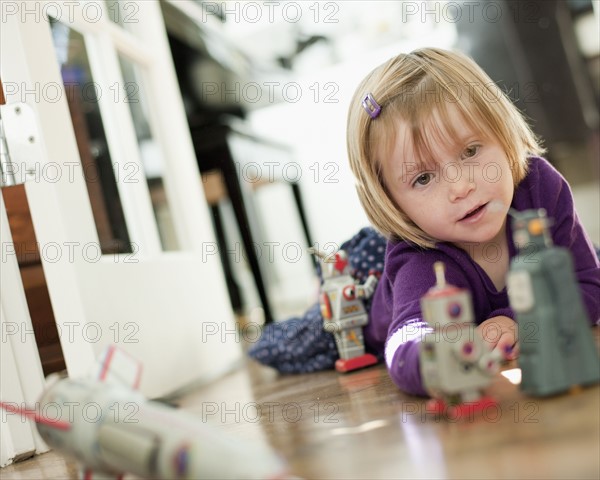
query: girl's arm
[
  {"left": 368, "top": 247, "right": 474, "bottom": 396},
  {"left": 369, "top": 280, "right": 430, "bottom": 397},
  {"left": 384, "top": 323, "right": 430, "bottom": 397}
]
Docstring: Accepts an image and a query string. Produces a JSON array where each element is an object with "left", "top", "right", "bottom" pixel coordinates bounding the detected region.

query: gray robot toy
[
  {"left": 309, "top": 247, "right": 379, "bottom": 373},
  {"left": 507, "top": 208, "right": 600, "bottom": 396},
  {"left": 420, "top": 262, "right": 505, "bottom": 417}
]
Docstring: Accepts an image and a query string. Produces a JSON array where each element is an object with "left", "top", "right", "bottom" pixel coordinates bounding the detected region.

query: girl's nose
[{"left": 448, "top": 168, "right": 476, "bottom": 202}]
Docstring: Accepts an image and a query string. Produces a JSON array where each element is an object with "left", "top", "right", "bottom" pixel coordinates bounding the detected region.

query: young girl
[{"left": 347, "top": 47, "right": 600, "bottom": 396}]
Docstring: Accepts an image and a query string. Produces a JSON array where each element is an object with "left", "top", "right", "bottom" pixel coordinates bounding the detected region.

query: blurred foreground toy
[
  {"left": 420, "top": 262, "right": 506, "bottom": 418},
  {"left": 507, "top": 208, "right": 600, "bottom": 396},
  {"left": 0, "top": 346, "right": 290, "bottom": 480},
  {"left": 309, "top": 247, "right": 378, "bottom": 373}
]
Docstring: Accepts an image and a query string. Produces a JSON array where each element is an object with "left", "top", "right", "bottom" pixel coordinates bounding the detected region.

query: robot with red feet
[
  {"left": 419, "top": 262, "right": 507, "bottom": 419},
  {"left": 309, "top": 247, "right": 379, "bottom": 373}
]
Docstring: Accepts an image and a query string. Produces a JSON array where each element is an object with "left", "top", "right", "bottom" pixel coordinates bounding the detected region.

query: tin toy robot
[
  {"left": 420, "top": 262, "right": 505, "bottom": 417},
  {"left": 507, "top": 208, "right": 600, "bottom": 396},
  {"left": 309, "top": 247, "right": 379, "bottom": 373}
]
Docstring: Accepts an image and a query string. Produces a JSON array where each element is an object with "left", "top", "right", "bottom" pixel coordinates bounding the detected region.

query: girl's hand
[{"left": 476, "top": 315, "right": 519, "bottom": 360}]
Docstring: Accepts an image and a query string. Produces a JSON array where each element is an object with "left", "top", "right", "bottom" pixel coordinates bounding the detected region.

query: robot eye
[
  {"left": 447, "top": 302, "right": 462, "bottom": 318},
  {"left": 528, "top": 219, "right": 544, "bottom": 236},
  {"left": 342, "top": 286, "right": 356, "bottom": 300}
]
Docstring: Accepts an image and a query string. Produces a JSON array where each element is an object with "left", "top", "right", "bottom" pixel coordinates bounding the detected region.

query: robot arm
[
  {"left": 449, "top": 334, "right": 506, "bottom": 376},
  {"left": 356, "top": 274, "right": 379, "bottom": 300},
  {"left": 319, "top": 292, "right": 342, "bottom": 332},
  {"left": 476, "top": 348, "right": 506, "bottom": 376}
]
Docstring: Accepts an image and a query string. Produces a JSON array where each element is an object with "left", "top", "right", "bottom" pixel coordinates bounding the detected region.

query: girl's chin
[{"left": 452, "top": 227, "right": 507, "bottom": 248}]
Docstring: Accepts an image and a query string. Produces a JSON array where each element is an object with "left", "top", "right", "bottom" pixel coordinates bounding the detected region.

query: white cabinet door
[
  {"left": 1, "top": 194, "right": 49, "bottom": 467},
  {"left": 1, "top": 1, "right": 241, "bottom": 398}
]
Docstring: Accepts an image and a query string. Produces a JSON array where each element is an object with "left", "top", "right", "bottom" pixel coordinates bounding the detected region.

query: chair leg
[
  {"left": 291, "top": 182, "right": 317, "bottom": 271},
  {"left": 210, "top": 204, "right": 243, "bottom": 314},
  {"left": 223, "top": 168, "right": 275, "bottom": 324}
]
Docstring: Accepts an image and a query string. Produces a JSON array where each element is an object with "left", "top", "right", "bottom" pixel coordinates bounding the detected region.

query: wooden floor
[{"left": 2, "top": 333, "right": 600, "bottom": 479}]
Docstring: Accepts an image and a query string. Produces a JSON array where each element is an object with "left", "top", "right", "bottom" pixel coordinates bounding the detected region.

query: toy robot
[
  {"left": 1, "top": 347, "right": 290, "bottom": 480},
  {"left": 309, "top": 247, "right": 379, "bottom": 373},
  {"left": 506, "top": 208, "right": 600, "bottom": 396},
  {"left": 420, "top": 262, "right": 505, "bottom": 417}
]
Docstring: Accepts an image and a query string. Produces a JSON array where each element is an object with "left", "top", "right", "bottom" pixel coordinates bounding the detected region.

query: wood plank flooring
[{"left": 2, "top": 331, "right": 599, "bottom": 479}]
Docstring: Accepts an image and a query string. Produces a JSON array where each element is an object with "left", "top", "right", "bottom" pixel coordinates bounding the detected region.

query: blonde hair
[{"left": 347, "top": 47, "right": 545, "bottom": 248}]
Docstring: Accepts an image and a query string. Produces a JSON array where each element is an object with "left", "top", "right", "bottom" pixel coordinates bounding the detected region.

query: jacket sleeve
[
  {"left": 486, "top": 306, "right": 515, "bottom": 321},
  {"left": 369, "top": 246, "right": 475, "bottom": 396}
]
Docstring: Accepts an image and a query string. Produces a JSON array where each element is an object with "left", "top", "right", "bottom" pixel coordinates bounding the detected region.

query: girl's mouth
[{"left": 460, "top": 203, "right": 488, "bottom": 222}]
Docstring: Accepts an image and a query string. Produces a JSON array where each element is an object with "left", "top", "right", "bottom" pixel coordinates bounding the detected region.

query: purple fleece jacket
[{"left": 366, "top": 157, "right": 600, "bottom": 396}]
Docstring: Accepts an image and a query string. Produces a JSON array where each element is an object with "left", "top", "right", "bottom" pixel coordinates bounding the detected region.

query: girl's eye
[
  {"left": 462, "top": 145, "right": 480, "bottom": 159},
  {"left": 413, "top": 173, "right": 432, "bottom": 187}
]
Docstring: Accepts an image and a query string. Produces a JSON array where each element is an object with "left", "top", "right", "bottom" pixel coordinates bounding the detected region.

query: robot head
[
  {"left": 420, "top": 262, "right": 474, "bottom": 328},
  {"left": 309, "top": 248, "right": 351, "bottom": 279},
  {"left": 511, "top": 208, "right": 553, "bottom": 252},
  {"left": 331, "top": 251, "right": 350, "bottom": 275}
]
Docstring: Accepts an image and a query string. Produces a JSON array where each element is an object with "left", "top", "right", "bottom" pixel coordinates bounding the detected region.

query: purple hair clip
[{"left": 362, "top": 93, "right": 381, "bottom": 119}]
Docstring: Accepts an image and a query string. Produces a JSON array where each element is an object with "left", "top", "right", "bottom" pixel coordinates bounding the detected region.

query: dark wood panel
[
  {"left": 1, "top": 194, "right": 66, "bottom": 375},
  {"left": 19, "top": 264, "right": 59, "bottom": 347},
  {"left": 15, "top": 263, "right": 65, "bottom": 376},
  {"left": 2, "top": 185, "right": 41, "bottom": 265}
]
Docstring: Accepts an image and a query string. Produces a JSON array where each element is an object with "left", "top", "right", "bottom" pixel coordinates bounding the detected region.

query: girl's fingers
[
  {"left": 494, "top": 332, "right": 517, "bottom": 359},
  {"left": 496, "top": 337, "right": 519, "bottom": 360},
  {"left": 507, "top": 342, "right": 520, "bottom": 360}
]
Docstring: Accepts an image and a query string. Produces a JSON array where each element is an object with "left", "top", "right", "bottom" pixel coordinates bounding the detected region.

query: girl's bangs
[{"left": 411, "top": 96, "right": 490, "bottom": 168}]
